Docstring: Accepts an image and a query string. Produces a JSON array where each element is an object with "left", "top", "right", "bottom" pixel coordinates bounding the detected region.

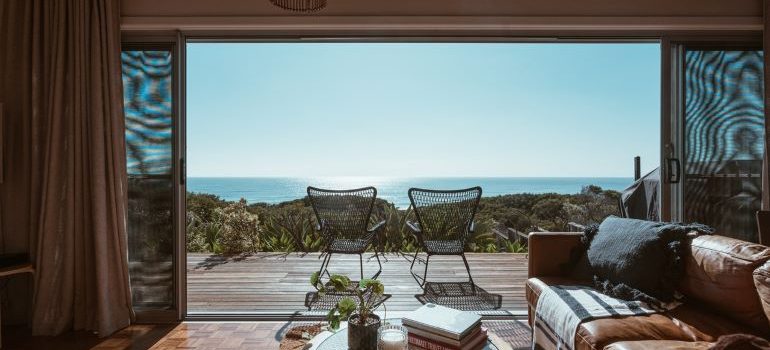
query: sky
[{"left": 186, "top": 43, "right": 660, "bottom": 178}]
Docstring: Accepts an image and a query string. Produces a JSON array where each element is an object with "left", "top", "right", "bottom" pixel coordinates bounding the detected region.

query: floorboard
[{"left": 187, "top": 252, "right": 529, "bottom": 314}]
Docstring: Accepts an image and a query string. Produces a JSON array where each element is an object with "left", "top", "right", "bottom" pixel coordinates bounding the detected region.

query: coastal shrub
[
  {"left": 504, "top": 240, "right": 527, "bottom": 253},
  {"left": 568, "top": 185, "right": 621, "bottom": 225},
  {"left": 466, "top": 218, "right": 497, "bottom": 252},
  {"left": 200, "top": 223, "right": 224, "bottom": 253},
  {"left": 186, "top": 193, "right": 229, "bottom": 253},
  {"left": 261, "top": 231, "right": 297, "bottom": 252},
  {"left": 261, "top": 204, "right": 320, "bottom": 252},
  {"left": 184, "top": 185, "right": 620, "bottom": 254},
  {"left": 371, "top": 201, "right": 419, "bottom": 253},
  {"left": 187, "top": 192, "right": 227, "bottom": 222},
  {"left": 532, "top": 197, "right": 569, "bottom": 231},
  {"left": 479, "top": 207, "right": 535, "bottom": 233},
  {"left": 186, "top": 210, "right": 212, "bottom": 253},
  {"left": 217, "top": 199, "right": 261, "bottom": 254}
]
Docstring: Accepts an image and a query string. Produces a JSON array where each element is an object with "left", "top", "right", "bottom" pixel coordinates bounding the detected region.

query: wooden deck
[{"left": 187, "top": 252, "right": 528, "bottom": 315}]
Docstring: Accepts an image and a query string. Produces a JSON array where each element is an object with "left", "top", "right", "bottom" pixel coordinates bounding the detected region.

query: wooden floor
[
  {"left": 187, "top": 252, "right": 528, "bottom": 314},
  {"left": 2, "top": 323, "right": 314, "bottom": 349},
  {"left": 4, "top": 320, "right": 532, "bottom": 349}
]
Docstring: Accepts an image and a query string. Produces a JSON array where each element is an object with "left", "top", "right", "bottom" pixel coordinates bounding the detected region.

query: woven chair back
[
  {"left": 307, "top": 186, "right": 377, "bottom": 240},
  {"left": 408, "top": 187, "right": 482, "bottom": 242}
]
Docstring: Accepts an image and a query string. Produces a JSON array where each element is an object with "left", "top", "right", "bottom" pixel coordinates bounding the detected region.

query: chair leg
[
  {"left": 461, "top": 253, "right": 476, "bottom": 292},
  {"left": 359, "top": 254, "right": 364, "bottom": 280},
  {"left": 318, "top": 253, "right": 332, "bottom": 280},
  {"left": 371, "top": 251, "right": 382, "bottom": 280},
  {"left": 409, "top": 250, "right": 427, "bottom": 287}
]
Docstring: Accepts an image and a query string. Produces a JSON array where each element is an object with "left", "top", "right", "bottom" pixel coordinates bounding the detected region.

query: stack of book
[{"left": 402, "top": 304, "right": 487, "bottom": 350}]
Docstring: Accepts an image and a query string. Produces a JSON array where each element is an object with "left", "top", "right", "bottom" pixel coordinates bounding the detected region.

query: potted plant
[{"left": 311, "top": 272, "right": 385, "bottom": 350}]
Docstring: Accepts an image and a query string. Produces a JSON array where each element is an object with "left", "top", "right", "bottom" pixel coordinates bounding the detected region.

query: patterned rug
[{"left": 484, "top": 320, "right": 532, "bottom": 349}]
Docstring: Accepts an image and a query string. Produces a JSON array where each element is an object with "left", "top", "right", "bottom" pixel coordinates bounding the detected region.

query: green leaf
[
  {"left": 358, "top": 278, "right": 375, "bottom": 289},
  {"left": 327, "top": 309, "right": 341, "bottom": 330},
  {"left": 310, "top": 271, "right": 320, "bottom": 288},
  {"left": 329, "top": 274, "right": 351, "bottom": 292},
  {"left": 337, "top": 297, "right": 357, "bottom": 317},
  {"left": 365, "top": 280, "right": 384, "bottom": 295},
  {"left": 329, "top": 316, "right": 340, "bottom": 330}
]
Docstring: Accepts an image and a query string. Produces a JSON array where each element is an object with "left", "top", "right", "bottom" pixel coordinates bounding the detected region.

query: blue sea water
[{"left": 187, "top": 177, "right": 634, "bottom": 208}]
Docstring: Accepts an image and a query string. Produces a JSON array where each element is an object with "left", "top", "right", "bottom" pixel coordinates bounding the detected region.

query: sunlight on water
[{"left": 302, "top": 176, "right": 398, "bottom": 190}]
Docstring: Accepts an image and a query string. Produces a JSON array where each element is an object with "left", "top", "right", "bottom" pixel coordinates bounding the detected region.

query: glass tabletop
[{"left": 316, "top": 319, "right": 499, "bottom": 350}]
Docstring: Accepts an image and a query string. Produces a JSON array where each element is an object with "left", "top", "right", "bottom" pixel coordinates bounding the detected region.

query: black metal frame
[
  {"left": 406, "top": 187, "right": 482, "bottom": 287},
  {"left": 307, "top": 186, "right": 385, "bottom": 281}
]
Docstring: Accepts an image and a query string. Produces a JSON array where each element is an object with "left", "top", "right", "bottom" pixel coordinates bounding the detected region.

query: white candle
[{"left": 379, "top": 329, "right": 407, "bottom": 350}]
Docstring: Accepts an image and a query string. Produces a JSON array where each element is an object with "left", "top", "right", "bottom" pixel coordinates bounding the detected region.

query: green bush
[
  {"left": 371, "top": 200, "right": 418, "bottom": 253},
  {"left": 504, "top": 240, "right": 528, "bottom": 253},
  {"left": 216, "top": 199, "right": 261, "bottom": 254},
  {"left": 184, "top": 184, "right": 619, "bottom": 255},
  {"left": 260, "top": 204, "right": 321, "bottom": 252}
]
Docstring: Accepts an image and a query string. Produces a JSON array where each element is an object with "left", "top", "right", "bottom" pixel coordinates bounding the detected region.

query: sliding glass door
[
  {"left": 121, "top": 44, "right": 178, "bottom": 318},
  {"left": 669, "top": 44, "right": 764, "bottom": 242}
]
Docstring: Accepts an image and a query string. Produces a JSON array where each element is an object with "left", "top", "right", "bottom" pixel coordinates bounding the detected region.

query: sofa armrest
[
  {"left": 528, "top": 232, "right": 585, "bottom": 279},
  {"left": 754, "top": 261, "right": 770, "bottom": 331}
]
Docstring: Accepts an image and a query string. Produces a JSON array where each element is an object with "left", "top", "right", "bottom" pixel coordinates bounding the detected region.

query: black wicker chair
[
  {"left": 307, "top": 186, "right": 385, "bottom": 280},
  {"left": 407, "top": 187, "right": 482, "bottom": 287}
]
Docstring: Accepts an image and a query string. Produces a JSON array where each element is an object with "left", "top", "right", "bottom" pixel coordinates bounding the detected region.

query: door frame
[
  {"left": 661, "top": 35, "right": 762, "bottom": 223},
  {"left": 180, "top": 35, "right": 669, "bottom": 321},
  {"left": 121, "top": 33, "right": 185, "bottom": 323},
  {"left": 123, "top": 31, "right": 763, "bottom": 321}
]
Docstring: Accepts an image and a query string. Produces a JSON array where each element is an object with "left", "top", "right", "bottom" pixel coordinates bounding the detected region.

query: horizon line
[{"left": 185, "top": 175, "right": 636, "bottom": 179}]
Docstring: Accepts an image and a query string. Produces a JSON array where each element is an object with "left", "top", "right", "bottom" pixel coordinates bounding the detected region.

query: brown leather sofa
[{"left": 526, "top": 232, "right": 770, "bottom": 349}]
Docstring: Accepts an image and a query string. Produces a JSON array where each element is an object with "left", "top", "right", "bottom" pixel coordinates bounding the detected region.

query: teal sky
[{"left": 186, "top": 43, "right": 660, "bottom": 177}]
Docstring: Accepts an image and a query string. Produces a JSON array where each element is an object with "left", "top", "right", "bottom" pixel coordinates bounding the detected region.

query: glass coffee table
[{"left": 315, "top": 319, "right": 501, "bottom": 350}]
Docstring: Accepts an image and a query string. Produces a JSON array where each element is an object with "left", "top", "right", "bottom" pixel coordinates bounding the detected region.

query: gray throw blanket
[{"left": 532, "top": 285, "right": 678, "bottom": 350}]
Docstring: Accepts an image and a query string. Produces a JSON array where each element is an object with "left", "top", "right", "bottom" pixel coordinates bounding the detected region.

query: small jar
[{"left": 377, "top": 324, "right": 409, "bottom": 350}]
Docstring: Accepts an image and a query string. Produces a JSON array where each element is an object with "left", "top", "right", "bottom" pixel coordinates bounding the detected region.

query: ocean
[{"left": 187, "top": 177, "right": 634, "bottom": 208}]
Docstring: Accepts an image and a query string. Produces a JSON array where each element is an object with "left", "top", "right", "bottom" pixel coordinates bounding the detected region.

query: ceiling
[{"left": 122, "top": 0, "right": 761, "bottom": 18}]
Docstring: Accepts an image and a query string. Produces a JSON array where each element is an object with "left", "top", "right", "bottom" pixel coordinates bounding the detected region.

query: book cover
[
  {"left": 403, "top": 304, "right": 482, "bottom": 340},
  {"left": 405, "top": 325, "right": 484, "bottom": 347},
  {"left": 408, "top": 328, "right": 487, "bottom": 350}
]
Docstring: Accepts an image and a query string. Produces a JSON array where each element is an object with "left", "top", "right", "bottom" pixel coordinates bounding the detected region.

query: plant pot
[{"left": 347, "top": 313, "right": 381, "bottom": 350}]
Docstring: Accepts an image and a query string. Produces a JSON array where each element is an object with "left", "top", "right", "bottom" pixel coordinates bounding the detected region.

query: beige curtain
[{"left": 0, "top": 0, "right": 133, "bottom": 337}]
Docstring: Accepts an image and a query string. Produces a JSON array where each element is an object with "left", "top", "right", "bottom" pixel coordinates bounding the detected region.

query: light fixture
[{"left": 269, "top": 0, "right": 326, "bottom": 13}]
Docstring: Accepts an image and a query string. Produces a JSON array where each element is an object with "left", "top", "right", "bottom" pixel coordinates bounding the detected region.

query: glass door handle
[
  {"left": 180, "top": 157, "right": 186, "bottom": 185},
  {"left": 666, "top": 158, "right": 681, "bottom": 184}
]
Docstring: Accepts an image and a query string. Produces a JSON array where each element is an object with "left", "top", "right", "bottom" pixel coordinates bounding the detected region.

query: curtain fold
[{"left": 0, "top": 0, "right": 132, "bottom": 337}]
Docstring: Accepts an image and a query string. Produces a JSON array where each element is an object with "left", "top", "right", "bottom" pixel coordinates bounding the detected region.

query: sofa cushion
[
  {"left": 604, "top": 340, "right": 711, "bottom": 350},
  {"left": 584, "top": 216, "right": 712, "bottom": 304},
  {"left": 679, "top": 235, "right": 770, "bottom": 333},
  {"left": 573, "top": 304, "right": 758, "bottom": 350},
  {"left": 527, "top": 277, "right": 765, "bottom": 350}
]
